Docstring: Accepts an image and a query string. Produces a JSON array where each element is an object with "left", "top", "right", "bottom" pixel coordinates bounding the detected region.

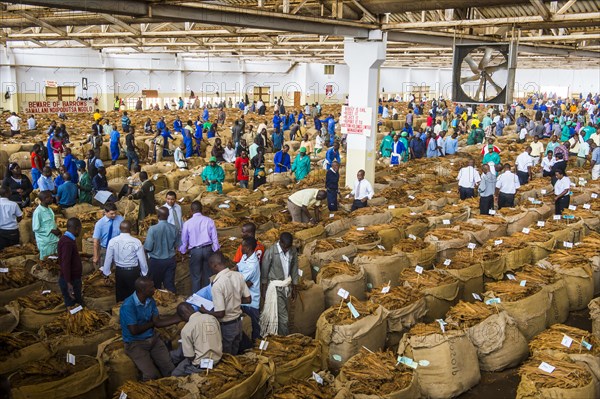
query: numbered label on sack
[
  {"left": 538, "top": 362, "right": 555, "bottom": 374},
  {"left": 506, "top": 274, "right": 516, "bottom": 280},
  {"left": 261, "top": 198, "right": 269, "bottom": 202},
  {"left": 408, "top": 234, "right": 417, "bottom": 240},
  {"left": 200, "top": 358, "right": 214, "bottom": 369},
  {"left": 48, "top": 255, "right": 58, "bottom": 260},
  {"left": 472, "top": 293, "right": 482, "bottom": 301},
  {"left": 541, "top": 189, "right": 547, "bottom": 195},
  {"left": 228, "top": 236, "right": 237, "bottom": 241},
  {"left": 347, "top": 302, "right": 360, "bottom": 318},
  {"left": 119, "top": 392, "right": 127, "bottom": 399},
  {"left": 583, "top": 203, "right": 591, "bottom": 209},
  {"left": 442, "top": 219, "right": 451, "bottom": 225},
  {"left": 312, "top": 371, "right": 324, "bottom": 385},
  {"left": 568, "top": 205, "right": 576, "bottom": 210},
  {"left": 415, "top": 265, "right": 424, "bottom": 274},
  {"left": 337, "top": 288, "right": 349, "bottom": 300},
  {"left": 377, "top": 245, "right": 386, "bottom": 251},
  {"left": 443, "top": 259, "right": 452, "bottom": 266},
  {"left": 553, "top": 215, "right": 561, "bottom": 220},
  {"left": 520, "top": 280, "right": 527, "bottom": 287},
  {"left": 563, "top": 241, "right": 574, "bottom": 248},
  {"left": 581, "top": 340, "right": 592, "bottom": 351},
  {"left": 435, "top": 319, "right": 447, "bottom": 333},
  {"left": 381, "top": 286, "right": 391, "bottom": 294},
  {"left": 410, "top": 212, "right": 417, "bottom": 215},
  {"left": 488, "top": 209, "right": 497, "bottom": 215},
  {"left": 259, "top": 340, "right": 269, "bottom": 350},
  {"left": 591, "top": 193, "right": 598, "bottom": 199},
  {"left": 41, "top": 290, "right": 51, "bottom": 295},
  {"left": 388, "top": 205, "right": 396, "bottom": 209},
  {"left": 297, "top": 269, "right": 303, "bottom": 277},
  {"left": 528, "top": 197, "right": 535, "bottom": 202},
  {"left": 313, "top": 266, "right": 320, "bottom": 272},
  {"left": 397, "top": 356, "right": 419, "bottom": 369},
  {"left": 561, "top": 335, "right": 573, "bottom": 348},
  {"left": 69, "top": 305, "right": 83, "bottom": 315},
  {"left": 494, "top": 239, "right": 503, "bottom": 246},
  {"left": 66, "top": 353, "right": 76, "bottom": 365},
  {"left": 332, "top": 354, "right": 343, "bottom": 362},
  {"left": 537, "top": 221, "right": 545, "bottom": 227},
  {"left": 0, "top": 268, "right": 8, "bottom": 273},
  {"left": 342, "top": 255, "right": 350, "bottom": 263},
  {"left": 485, "top": 298, "right": 501, "bottom": 305},
  {"left": 329, "top": 214, "right": 334, "bottom": 218},
  {"left": 356, "top": 227, "right": 365, "bottom": 231},
  {"left": 522, "top": 228, "right": 530, "bottom": 234},
  {"left": 467, "top": 242, "right": 477, "bottom": 250},
  {"left": 408, "top": 195, "right": 415, "bottom": 200},
  {"left": 224, "top": 200, "right": 231, "bottom": 204}
]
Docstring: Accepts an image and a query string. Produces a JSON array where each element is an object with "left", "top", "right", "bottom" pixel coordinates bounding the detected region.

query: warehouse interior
[{"left": 0, "top": 0, "right": 600, "bottom": 398}]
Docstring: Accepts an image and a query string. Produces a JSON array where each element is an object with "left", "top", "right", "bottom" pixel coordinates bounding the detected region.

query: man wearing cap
[
  {"left": 291, "top": 147, "right": 311, "bottom": 181},
  {"left": 201, "top": 157, "right": 225, "bottom": 194},
  {"left": 482, "top": 144, "right": 502, "bottom": 175},
  {"left": 287, "top": 188, "right": 327, "bottom": 223}
]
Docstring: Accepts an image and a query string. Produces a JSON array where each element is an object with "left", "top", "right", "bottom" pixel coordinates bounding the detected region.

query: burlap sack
[
  {"left": 1, "top": 143, "right": 22, "bottom": 154},
  {"left": 424, "top": 230, "right": 471, "bottom": 262},
  {"left": 539, "top": 260, "right": 594, "bottom": 311},
  {"left": 317, "top": 266, "right": 367, "bottom": 308},
  {"left": 504, "top": 246, "right": 533, "bottom": 273},
  {"left": 543, "top": 278, "right": 570, "bottom": 326},
  {"left": 383, "top": 297, "right": 428, "bottom": 348},
  {"left": 0, "top": 281, "right": 42, "bottom": 306},
  {"left": 466, "top": 217, "right": 508, "bottom": 238},
  {"left": 175, "top": 259, "right": 192, "bottom": 296},
  {"left": 353, "top": 253, "right": 410, "bottom": 290},
  {"left": 377, "top": 227, "right": 403, "bottom": 250},
  {"left": 294, "top": 225, "right": 326, "bottom": 248},
  {"left": 528, "top": 235, "right": 556, "bottom": 263},
  {"left": 267, "top": 172, "right": 293, "bottom": 186},
  {"left": 465, "top": 311, "right": 528, "bottom": 371},
  {"left": 17, "top": 302, "right": 66, "bottom": 332},
  {"left": 289, "top": 281, "right": 325, "bottom": 337},
  {"left": 29, "top": 262, "right": 60, "bottom": 292},
  {"left": 11, "top": 357, "right": 108, "bottom": 399},
  {"left": 589, "top": 298, "right": 600, "bottom": 340},
  {"left": 325, "top": 218, "right": 353, "bottom": 237},
  {"left": 165, "top": 169, "right": 192, "bottom": 190},
  {"left": 115, "top": 197, "right": 139, "bottom": 219},
  {"left": 481, "top": 254, "right": 506, "bottom": 280},
  {"left": 46, "top": 327, "right": 118, "bottom": 356},
  {"left": 0, "top": 339, "right": 54, "bottom": 375},
  {"left": 316, "top": 305, "right": 389, "bottom": 372},
  {"left": 516, "top": 368, "right": 597, "bottom": 399},
  {"left": 269, "top": 335, "right": 322, "bottom": 387},
  {"left": 353, "top": 211, "right": 392, "bottom": 228},
  {"left": 8, "top": 151, "right": 31, "bottom": 169},
  {"left": 0, "top": 303, "right": 19, "bottom": 333},
  {"left": 422, "top": 277, "right": 460, "bottom": 322},
  {"left": 61, "top": 203, "right": 99, "bottom": 219},
  {"left": 425, "top": 212, "right": 454, "bottom": 229},
  {"left": 404, "top": 222, "right": 430, "bottom": 239},
  {"left": 105, "top": 164, "right": 129, "bottom": 180},
  {"left": 398, "top": 329, "right": 480, "bottom": 399},
  {"left": 304, "top": 241, "right": 357, "bottom": 268},
  {"left": 179, "top": 174, "right": 204, "bottom": 193},
  {"left": 445, "top": 263, "right": 484, "bottom": 302},
  {"left": 496, "top": 288, "right": 550, "bottom": 340},
  {"left": 400, "top": 242, "right": 436, "bottom": 268},
  {"left": 86, "top": 294, "right": 117, "bottom": 312},
  {"left": 97, "top": 336, "right": 138, "bottom": 396},
  {"left": 18, "top": 218, "right": 33, "bottom": 244}
]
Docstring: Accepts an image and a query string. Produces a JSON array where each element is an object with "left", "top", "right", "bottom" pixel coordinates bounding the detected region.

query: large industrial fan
[{"left": 452, "top": 43, "right": 516, "bottom": 104}]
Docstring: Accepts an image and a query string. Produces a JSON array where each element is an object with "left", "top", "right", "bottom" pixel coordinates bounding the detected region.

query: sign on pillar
[{"left": 340, "top": 106, "right": 373, "bottom": 137}]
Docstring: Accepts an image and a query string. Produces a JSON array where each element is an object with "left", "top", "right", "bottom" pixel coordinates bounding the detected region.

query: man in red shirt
[
  {"left": 233, "top": 222, "right": 265, "bottom": 264},
  {"left": 30, "top": 144, "right": 44, "bottom": 189},
  {"left": 57, "top": 217, "right": 84, "bottom": 307},
  {"left": 234, "top": 149, "right": 250, "bottom": 189}
]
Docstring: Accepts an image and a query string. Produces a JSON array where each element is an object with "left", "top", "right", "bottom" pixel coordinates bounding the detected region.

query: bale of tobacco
[
  {"left": 97, "top": 336, "right": 139, "bottom": 396},
  {"left": 424, "top": 228, "right": 471, "bottom": 262},
  {"left": 303, "top": 238, "right": 357, "bottom": 268},
  {"left": 575, "top": 232, "right": 600, "bottom": 296},
  {"left": 0, "top": 262, "right": 41, "bottom": 306},
  {"left": 351, "top": 208, "right": 392, "bottom": 228},
  {"left": 269, "top": 372, "right": 338, "bottom": 399},
  {"left": 316, "top": 262, "right": 366, "bottom": 308},
  {"left": 82, "top": 270, "right": 117, "bottom": 311},
  {"left": 484, "top": 280, "right": 550, "bottom": 340},
  {"left": 335, "top": 348, "right": 420, "bottom": 398},
  {"left": 392, "top": 238, "right": 436, "bottom": 268},
  {"left": 353, "top": 249, "right": 411, "bottom": 290},
  {"left": 0, "top": 331, "right": 53, "bottom": 375},
  {"left": 485, "top": 236, "right": 533, "bottom": 275},
  {"left": 342, "top": 227, "right": 382, "bottom": 251},
  {"left": 445, "top": 301, "right": 528, "bottom": 371},
  {"left": 316, "top": 297, "right": 389, "bottom": 372},
  {"left": 397, "top": 322, "right": 480, "bottom": 399},
  {"left": 511, "top": 230, "right": 556, "bottom": 263},
  {"left": 453, "top": 246, "right": 506, "bottom": 280},
  {"left": 14, "top": 290, "right": 66, "bottom": 331},
  {"left": 435, "top": 258, "right": 484, "bottom": 302},
  {"left": 251, "top": 333, "right": 321, "bottom": 386},
  {"left": 368, "top": 284, "right": 427, "bottom": 348},
  {"left": 399, "top": 268, "right": 459, "bottom": 322},
  {"left": 516, "top": 355, "right": 597, "bottom": 399},
  {"left": 0, "top": 303, "right": 19, "bottom": 333},
  {"left": 590, "top": 298, "right": 600, "bottom": 340},
  {"left": 289, "top": 280, "right": 325, "bottom": 337}
]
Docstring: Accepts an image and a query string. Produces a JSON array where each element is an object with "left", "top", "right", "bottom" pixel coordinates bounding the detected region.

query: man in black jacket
[
  {"left": 131, "top": 171, "right": 156, "bottom": 221},
  {"left": 325, "top": 160, "right": 340, "bottom": 211}
]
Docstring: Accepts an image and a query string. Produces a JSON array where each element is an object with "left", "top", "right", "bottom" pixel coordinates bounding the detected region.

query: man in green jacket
[
  {"left": 482, "top": 144, "right": 502, "bottom": 174},
  {"left": 292, "top": 147, "right": 311, "bottom": 181},
  {"left": 379, "top": 131, "right": 394, "bottom": 158},
  {"left": 201, "top": 156, "right": 225, "bottom": 193},
  {"left": 77, "top": 161, "right": 93, "bottom": 204},
  {"left": 467, "top": 124, "right": 479, "bottom": 145}
]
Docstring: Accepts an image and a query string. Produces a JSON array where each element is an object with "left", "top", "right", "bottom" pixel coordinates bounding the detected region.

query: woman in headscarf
[{"left": 1, "top": 163, "right": 33, "bottom": 208}]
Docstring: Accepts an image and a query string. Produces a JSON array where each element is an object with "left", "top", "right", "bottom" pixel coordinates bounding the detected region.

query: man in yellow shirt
[
  {"left": 287, "top": 188, "right": 327, "bottom": 223},
  {"left": 530, "top": 135, "right": 544, "bottom": 164}
]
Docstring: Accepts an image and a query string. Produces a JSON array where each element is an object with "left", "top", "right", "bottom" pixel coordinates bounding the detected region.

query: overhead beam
[
  {"left": 556, "top": 0, "right": 577, "bottom": 15},
  {"left": 15, "top": 10, "right": 91, "bottom": 47},
  {"left": 348, "top": 0, "right": 377, "bottom": 22},
  {"left": 100, "top": 13, "right": 139, "bottom": 35},
  {"left": 529, "top": 0, "right": 552, "bottom": 20},
  {"left": 290, "top": 0, "right": 309, "bottom": 14}
]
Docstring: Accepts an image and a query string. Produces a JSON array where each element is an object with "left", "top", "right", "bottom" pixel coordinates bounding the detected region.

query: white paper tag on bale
[
  {"left": 528, "top": 197, "right": 535, "bottom": 202},
  {"left": 66, "top": 353, "right": 76, "bottom": 365},
  {"left": 119, "top": 392, "right": 127, "bottom": 399},
  {"left": 259, "top": 340, "right": 269, "bottom": 350},
  {"left": 408, "top": 234, "right": 417, "bottom": 240},
  {"left": 541, "top": 189, "right": 547, "bottom": 195},
  {"left": 494, "top": 239, "right": 503, "bottom": 246},
  {"left": 70, "top": 305, "right": 83, "bottom": 315},
  {"left": 312, "top": 266, "right": 320, "bottom": 272},
  {"left": 410, "top": 212, "right": 416, "bottom": 215},
  {"left": 537, "top": 221, "right": 545, "bottom": 227},
  {"left": 218, "top": 204, "right": 230, "bottom": 209},
  {"left": 312, "top": 372, "right": 324, "bottom": 385},
  {"left": 472, "top": 293, "right": 482, "bottom": 301},
  {"left": 388, "top": 205, "right": 396, "bottom": 209},
  {"left": 48, "top": 255, "right": 58, "bottom": 260},
  {"left": 485, "top": 298, "right": 501, "bottom": 305},
  {"left": 506, "top": 274, "right": 516, "bottom": 280},
  {"left": 414, "top": 265, "right": 424, "bottom": 274},
  {"left": 261, "top": 198, "right": 268, "bottom": 202},
  {"left": 356, "top": 227, "right": 365, "bottom": 231},
  {"left": 443, "top": 259, "right": 452, "bottom": 266},
  {"left": 341, "top": 255, "right": 350, "bottom": 263},
  {"left": 435, "top": 319, "right": 447, "bottom": 333},
  {"left": 592, "top": 193, "right": 598, "bottom": 199},
  {"left": 520, "top": 280, "right": 527, "bottom": 287},
  {"left": 376, "top": 245, "right": 386, "bottom": 251},
  {"left": 381, "top": 286, "right": 391, "bottom": 294},
  {"left": 332, "top": 354, "right": 343, "bottom": 362},
  {"left": 41, "top": 290, "right": 51, "bottom": 295},
  {"left": 0, "top": 268, "right": 8, "bottom": 273},
  {"left": 553, "top": 215, "right": 561, "bottom": 220},
  {"left": 347, "top": 302, "right": 360, "bottom": 318},
  {"left": 329, "top": 214, "right": 334, "bottom": 218},
  {"left": 228, "top": 237, "right": 237, "bottom": 241},
  {"left": 522, "top": 227, "right": 530, "bottom": 234},
  {"left": 538, "top": 362, "right": 555, "bottom": 374},
  {"left": 408, "top": 195, "right": 415, "bottom": 200},
  {"left": 583, "top": 203, "right": 591, "bottom": 209},
  {"left": 297, "top": 269, "right": 303, "bottom": 277},
  {"left": 223, "top": 199, "right": 231, "bottom": 204},
  {"left": 489, "top": 209, "right": 496, "bottom": 215},
  {"left": 563, "top": 241, "right": 574, "bottom": 248},
  {"left": 561, "top": 335, "right": 573, "bottom": 348},
  {"left": 337, "top": 288, "right": 349, "bottom": 299},
  {"left": 568, "top": 205, "right": 576, "bottom": 211},
  {"left": 200, "top": 358, "right": 214, "bottom": 369},
  {"left": 254, "top": 188, "right": 259, "bottom": 192},
  {"left": 467, "top": 242, "right": 477, "bottom": 250},
  {"left": 442, "top": 219, "right": 450, "bottom": 225}
]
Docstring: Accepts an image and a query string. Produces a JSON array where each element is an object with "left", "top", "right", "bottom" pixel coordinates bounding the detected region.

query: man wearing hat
[
  {"left": 201, "top": 157, "right": 225, "bottom": 194},
  {"left": 291, "top": 147, "right": 311, "bottom": 181},
  {"left": 482, "top": 144, "right": 501, "bottom": 175}
]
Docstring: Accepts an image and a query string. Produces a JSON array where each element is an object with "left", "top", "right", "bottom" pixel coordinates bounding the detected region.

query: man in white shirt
[
  {"left": 541, "top": 151, "right": 555, "bottom": 177},
  {"left": 102, "top": 220, "right": 149, "bottom": 302},
  {"left": 287, "top": 188, "right": 327, "bottom": 223},
  {"left": 171, "top": 302, "right": 222, "bottom": 376},
  {"left": 495, "top": 163, "right": 521, "bottom": 209},
  {"left": 576, "top": 133, "right": 590, "bottom": 168},
  {"left": 0, "top": 187, "right": 23, "bottom": 250},
  {"left": 174, "top": 143, "right": 188, "bottom": 169},
  {"left": 235, "top": 237, "right": 261, "bottom": 340},
  {"left": 349, "top": 169, "right": 374, "bottom": 212},
  {"left": 457, "top": 159, "right": 481, "bottom": 200},
  {"left": 164, "top": 191, "right": 183, "bottom": 231},
  {"left": 27, "top": 115, "right": 37, "bottom": 130},
  {"left": 530, "top": 135, "right": 544, "bottom": 164},
  {"left": 515, "top": 146, "right": 534, "bottom": 185},
  {"left": 5, "top": 112, "right": 21, "bottom": 136},
  {"left": 553, "top": 169, "right": 571, "bottom": 215}
]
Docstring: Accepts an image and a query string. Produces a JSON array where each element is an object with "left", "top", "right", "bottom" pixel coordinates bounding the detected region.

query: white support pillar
[
  {"left": 0, "top": 48, "right": 19, "bottom": 112},
  {"left": 343, "top": 35, "right": 386, "bottom": 188}
]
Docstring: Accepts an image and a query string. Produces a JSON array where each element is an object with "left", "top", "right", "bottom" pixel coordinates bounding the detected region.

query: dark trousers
[
  {"left": 116, "top": 266, "right": 141, "bottom": 302},
  {"left": 517, "top": 170, "right": 529, "bottom": 185},
  {"left": 498, "top": 192, "right": 515, "bottom": 209},
  {"left": 253, "top": 176, "right": 266, "bottom": 190},
  {"left": 220, "top": 319, "right": 242, "bottom": 355},
  {"left": 555, "top": 195, "right": 570, "bottom": 215},
  {"left": 148, "top": 257, "right": 177, "bottom": 293},
  {"left": 242, "top": 306, "right": 261, "bottom": 341},
  {"left": 125, "top": 334, "right": 174, "bottom": 381},
  {"left": 479, "top": 195, "right": 494, "bottom": 215},
  {"left": 58, "top": 276, "right": 83, "bottom": 307},
  {"left": 126, "top": 150, "right": 139, "bottom": 171},
  {"left": 327, "top": 189, "right": 338, "bottom": 211},
  {"left": 351, "top": 199, "right": 367, "bottom": 212},
  {"left": 459, "top": 186, "right": 475, "bottom": 200},
  {"left": 190, "top": 245, "right": 214, "bottom": 293},
  {"left": 542, "top": 170, "right": 553, "bottom": 177},
  {"left": 0, "top": 228, "right": 19, "bottom": 251}
]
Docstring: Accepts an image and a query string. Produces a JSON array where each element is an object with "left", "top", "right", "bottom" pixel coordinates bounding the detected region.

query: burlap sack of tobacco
[
  {"left": 353, "top": 211, "right": 392, "bottom": 228},
  {"left": 28, "top": 260, "right": 60, "bottom": 292},
  {"left": 489, "top": 286, "right": 550, "bottom": 340},
  {"left": 0, "top": 303, "right": 19, "bottom": 333},
  {"left": 97, "top": 336, "right": 138, "bottom": 396},
  {"left": 528, "top": 234, "right": 557, "bottom": 263},
  {"left": 424, "top": 229, "right": 471, "bottom": 262},
  {"left": 392, "top": 240, "right": 436, "bottom": 268},
  {"left": 0, "top": 335, "right": 54, "bottom": 375},
  {"left": 424, "top": 212, "right": 454, "bottom": 229},
  {"left": 353, "top": 252, "right": 410, "bottom": 289},
  {"left": 116, "top": 197, "right": 139, "bottom": 220},
  {"left": 85, "top": 291, "right": 117, "bottom": 312},
  {"left": 466, "top": 216, "right": 508, "bottom": 238},
  {"left": 538, "top": 258, "right": 593, "bottom": 311},
  {"left": 418, "top": 274, "right": 460, "bottom": 322},
  {"left": 542, "top": 278, "right": 570, "bottom": 326},
  {"left": 10, "top": 356, "right": 108, "bottom": 399},
  {"left": 444, "top": 262, "right": 484, "bottom": 302},
  {"left": 316, "top": 305, "right": 389, "bottom": 372},
  {"left": 503, "top": 245, "right": 533, "bottom": 274},
  {"left": 317, "top": 264, "right": 367, "bottom": 308},
  {"left": 303, "top": 240, "right": 357, "bottom": 268},
  {"left": 18, "top": 218, "right": 33, "bottom": 244},
  {"left": 178, "top": 174, "right": 204, "bottom": 193},
  {"left": 175, "top": 259, "right": 192, "bottom": 296},
  {"left": 376, "top": 227, "right": 403, "bottom": 250},
  {"left": 325, "top": 218, "right": 354, "bottom": 237},
  {"left": 227, "top": 187, "right": 263, "bottom": 205},
  {"left": 289, "top": 280, "right": 325, "bottom": 337},
  {"left": 142, "top": 161, "right": 177, "bottom": 175},
  {"left": 44, "top": 325, "right": 118, "bottom": 357},
  {"left": 105, "top": 164, "right": 129, "bottom": 180},
  {"left": 267, "top": 172, "right": 293, "bottom": 186},
  {"left": 17, "top": 302, "right": 66, "bottom": 332},
  {"left": 397, "top": 328, "right": 480, "bottom": 399},
  {"left": 464, "top": 310, "right": 528, "bottom": 371},
  {"left": 589, "top": 298, "right": 600, "bottom": 340},
  {"left": 164, "top": 169, "right": 192, "bottom": 190},
  {"left": 0, "top": 279, "right": 42, "bottom": 307},
  {"left": 8, "top": 151, "right": 31, "bottom": 169},
  {"left": 61, "top": 203, "right": 99, "bottom": 220},
  {"left": 294, "top": 225, "right": 326, "bottom": 248}
]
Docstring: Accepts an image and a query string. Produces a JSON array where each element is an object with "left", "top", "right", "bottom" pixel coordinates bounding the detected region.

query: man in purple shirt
[{"left": 179, "top": 201, "right": 220, "bottom": 293}]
